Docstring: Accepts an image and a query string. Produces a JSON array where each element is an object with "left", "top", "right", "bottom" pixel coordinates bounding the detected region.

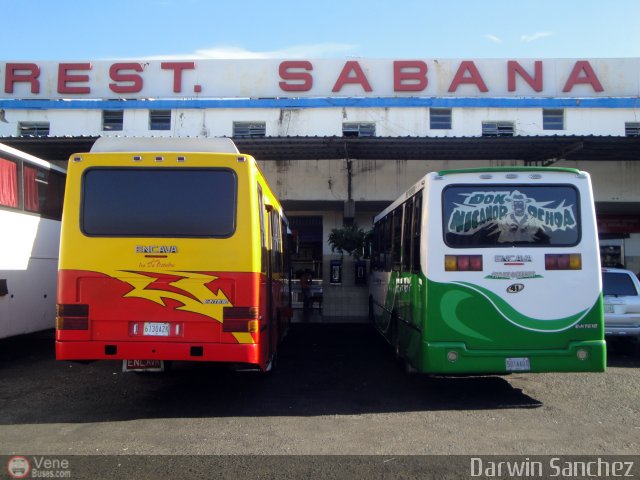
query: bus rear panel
[
  {"left": 370, "top": 167, "right": 606, "bottom": 374},
  {"left": 56, "top": 142, "right": 289, "bottom": 372}
]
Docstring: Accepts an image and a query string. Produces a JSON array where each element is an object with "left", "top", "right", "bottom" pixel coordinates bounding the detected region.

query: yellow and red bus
[{"left": 56, "top": 137, "right": 291, "bottom": 372}]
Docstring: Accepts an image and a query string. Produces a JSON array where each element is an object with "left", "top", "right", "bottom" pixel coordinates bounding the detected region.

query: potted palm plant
[{"left": 327, "top": 224, "right": 371, "bottom": 285}]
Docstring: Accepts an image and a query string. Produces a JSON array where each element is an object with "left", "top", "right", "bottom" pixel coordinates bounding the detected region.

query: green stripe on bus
[{"left": 451, "top": 280, "right": 595, "bottom": 332}]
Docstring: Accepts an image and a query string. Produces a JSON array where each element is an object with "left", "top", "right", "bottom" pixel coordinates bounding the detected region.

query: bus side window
[
  {"left": 0, "top": 157, "right": 19, "bottom": 209},
  {"left": 392, "top": 207, "right": 402, "bottom": 270},
  {"left": 42, "top": 170, "right": 65, "bottom": 220},
  {"left": 412, "top": 193, "right": 422, "bottom": 273},
  {"left": 371, "top": 222, "right": 381, "bottom": 271},
  {"left": 384, "top": 215, "right": 393, "bottom": 272},
  {"left": 402, "top": 198, "right": 413, "bottom": 271},
  {"left": 24, "top": 167, "right": 65, "bottom": 220},
  {"left": 270, "top": 209, "right": 282, "bottom": 276},
  {"left": 257, "top": 185, "right": 266, "bottom": 274},
  {"left": 281, "top": 218, "right": 288, "bottom": 276}
]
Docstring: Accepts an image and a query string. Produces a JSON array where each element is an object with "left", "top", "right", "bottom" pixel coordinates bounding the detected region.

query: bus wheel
[
  {"left": 264, "top": 352, "right": 277, "bottom": 374},
  {"left": 391, "top": 312, "right": 401, "bottom": 360},
  {"left": 404, "top": 359, "right": 418, "bottom": 374}
]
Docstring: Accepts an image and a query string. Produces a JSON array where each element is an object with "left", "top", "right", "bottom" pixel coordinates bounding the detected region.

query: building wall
[
  {"left": 259, "top": 158, "right": 640, "bottom": 205},
  {"left": 1, "top": 106, "right": 639, "bottom": 138},
  {"left": 2, "top": 102, "right": 639, "bottom": 317}
]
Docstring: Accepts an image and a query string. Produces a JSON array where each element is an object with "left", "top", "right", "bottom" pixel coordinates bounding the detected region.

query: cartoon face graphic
[{"left": 508, "top": 191, "right": 531, "bottom": 217}]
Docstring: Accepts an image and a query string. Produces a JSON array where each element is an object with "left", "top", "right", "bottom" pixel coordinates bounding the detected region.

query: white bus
[
  {"left": 0, "top": 142, "right": 65, "bottom": 339},
  {"left": 369, "top": 167, "right": 606, "bottom": 374}
]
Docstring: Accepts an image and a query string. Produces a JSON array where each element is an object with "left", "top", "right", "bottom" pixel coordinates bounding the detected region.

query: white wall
[
  {"left": 260, "top": 158, "right": 640, "bottom": 205},
  {"left": 1, "top": 106, "right": 639, "bottom": 138}
]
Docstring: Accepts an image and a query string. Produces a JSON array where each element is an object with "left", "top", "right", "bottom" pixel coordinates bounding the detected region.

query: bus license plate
[
  {"left": 506, "top": 357, "right": 530, "bottom": 372},
  {"left": 123, "top": 360, "right": 164, "bottom": 372},
  {"left": 143, "top": 322, "right": 170, "bottom": 336}
]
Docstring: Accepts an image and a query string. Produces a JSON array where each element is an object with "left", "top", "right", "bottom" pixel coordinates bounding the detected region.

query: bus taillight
[
  {"left": 56, "top": 304, "right": 89, "bottom": 330},
  {"left": 223, "top": 307, "right": 260, "bottom": 332},
  {"left": 545, "top": 254, "right": 582, "bottom": 270},
  {"left": 445, "top": 255, "right": 483, "bottom": 272}
]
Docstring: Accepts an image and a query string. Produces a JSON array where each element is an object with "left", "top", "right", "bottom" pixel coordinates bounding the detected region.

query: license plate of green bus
[
  {"left": 143, "top": 322, "right": 170, "bottom": 336},
  {"left": 506, "top": 357, "right": 530, "bottom": 371}
]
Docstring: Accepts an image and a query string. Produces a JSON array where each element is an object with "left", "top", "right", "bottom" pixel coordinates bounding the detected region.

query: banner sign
[{"left": 0, "top": 58, "right": 637, "bottom": 100}]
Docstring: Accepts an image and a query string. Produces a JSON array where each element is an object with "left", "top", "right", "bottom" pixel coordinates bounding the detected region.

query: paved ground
[{"left": 1, "top": 320, "right": 639, "bottom": 461}]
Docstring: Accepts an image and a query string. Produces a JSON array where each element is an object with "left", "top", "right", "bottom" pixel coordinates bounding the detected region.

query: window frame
[
  {"left": 149, "top": 110, "right": 172, "bottom": 131},
  {"left": 430, "top": 108, "right": 452, "bottom": 130},
  {"left": 342, "top": 122, "right": 376, "bottom": 138},
  {"left": 543, "top": 109, "right": 565, "bottom": 131},
  {"left": 482, "top": 121, "right": 515, "bottom": 137},
  {"left": 625, "top": 122, "right": 640, "bottom": 137},
  {"left": 18, "top": 121, "right": 50, "bottom": 137},
  {"left": 233, "top": 121, "right": 267, "bottom": 138},
  {"left": 102, "top": 110, "right": 124, "bottom": 131}
]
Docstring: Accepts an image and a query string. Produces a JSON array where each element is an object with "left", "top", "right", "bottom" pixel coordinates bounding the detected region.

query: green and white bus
[{"left": 369, "top": 167, "right": 606, "bottom": 374}]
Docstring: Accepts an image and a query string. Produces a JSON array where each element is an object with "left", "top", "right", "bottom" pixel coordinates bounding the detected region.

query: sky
[{"left": 1, "top": 0, "right": 639, "bottom": 60}]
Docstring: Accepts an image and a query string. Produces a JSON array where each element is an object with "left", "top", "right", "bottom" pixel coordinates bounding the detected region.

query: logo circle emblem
[
  {"left": 7, "top": 457, "right": 30, "bottom": 479},
  {"left": 506, "top": 283, "right": 525, "bottom": 293}
]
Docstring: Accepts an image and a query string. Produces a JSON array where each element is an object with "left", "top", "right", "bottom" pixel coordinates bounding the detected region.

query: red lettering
[
  {"left": 448, "top": 61, "right": 488, "bottom": 93},
  {"left": 57, "top": 63, "right": 91, "bottom": 94},
  {"left": 332, "top": 61, "right": 372, "bottom": 93},
  {"left": 508, "top": 60, "right": 543, "bottom": 92},
  {"left": 4, "top": 63, "right": 40, "bottom": 94},
  {"left": 394, "top": 61, "right": 428, "bottom": 92},
  {"left": 279, "top": 61, "right": 313, "bottom": 92},
  {"left": 563, "top": 60, "right": 604, "bottom": 92},
  {"left": 161, "top": 61, "right": 195, "bottom": 93},
  {"left": 109, "top": 63, "right": 143, "bottom": 93}
]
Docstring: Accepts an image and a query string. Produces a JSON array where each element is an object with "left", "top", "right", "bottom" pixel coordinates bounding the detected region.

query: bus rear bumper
[
  {"left": 56, "top": 340, "right": 261, "bottom": 366},
  {"left": 422, "top": 340, "right": 607, "bottom": 374}
]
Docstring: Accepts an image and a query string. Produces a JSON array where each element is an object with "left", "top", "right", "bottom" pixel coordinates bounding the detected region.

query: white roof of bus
[
  {"left": 374, "top": 174, "right": 429, "bottom": 223},
  {"left": 372, "top": 167, "right": 589, "bottom": 223},
  {"left": 90, "top": 137, "right": 239, "bottom": 154},
  {"left": 0, "top": 141, "right": 66, "bottom": 173}
]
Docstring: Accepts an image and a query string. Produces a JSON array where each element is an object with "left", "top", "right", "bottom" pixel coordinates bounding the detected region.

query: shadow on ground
[{"left": 0, "top": 323, "right": 547, "bottom": 425}]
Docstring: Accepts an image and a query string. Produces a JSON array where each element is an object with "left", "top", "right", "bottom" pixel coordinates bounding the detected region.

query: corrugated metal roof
[{"left": 1, "top": 135, "right": 639, "bottom": 165}]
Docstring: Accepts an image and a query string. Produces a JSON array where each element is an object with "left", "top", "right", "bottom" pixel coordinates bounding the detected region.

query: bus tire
[
  {"left": 404, "top": 359, "right": 418, "bottom": 375},
  {"left": 264, "top": 352, "right": 277, "bottom": 374},
  {"left": 391, "top": 311, "right": 401, "bottom": 360}
]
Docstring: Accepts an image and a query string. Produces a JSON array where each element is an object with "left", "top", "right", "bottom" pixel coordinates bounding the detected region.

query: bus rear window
[
  {"left": 443, "top": 184, "right": 580, "bottom": 247},
  {"left": 81, "top": 168, "right": 237, "bottom": 237}
]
